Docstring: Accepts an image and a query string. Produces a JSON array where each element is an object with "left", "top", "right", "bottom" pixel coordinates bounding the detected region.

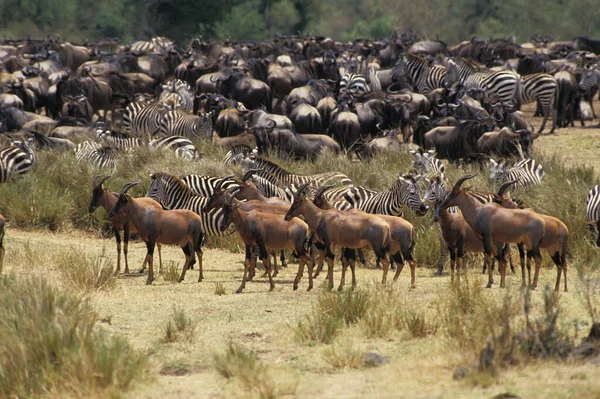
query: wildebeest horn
[
  {"left": 242, "top": 169, "right": 261, "bottom": 182},
  {"left": 314, "top": 185, "right": 335, "bottom": 202},
  {"left": 452, "top": 174, "right": 476, "bottom": 191},
  {"left": 119, "top": 181, "right": 140, "bottom": 196},
  {"left": 497, "top": 180, "right": 517, "bottom": 197},
  {"left": 94, "top": 175, "right": 111, "bottom": 188}
]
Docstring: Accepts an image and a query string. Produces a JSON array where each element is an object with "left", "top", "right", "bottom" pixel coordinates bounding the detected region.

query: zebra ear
[
  {"left": 489, "top": 158, "right": 497, "bottom": 167},
  {"left": 409, "top": 149, "right": 417, "bottom": 157}
]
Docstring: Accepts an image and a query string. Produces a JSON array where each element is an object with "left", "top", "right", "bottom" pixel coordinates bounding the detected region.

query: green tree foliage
[{"left": 1, "top": 0, "right": 600, "bottom": 45}]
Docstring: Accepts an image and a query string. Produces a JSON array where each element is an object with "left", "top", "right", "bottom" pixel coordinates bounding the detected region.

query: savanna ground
[{"left": 1, "top": 104, "right": 600, "bottom": 399}]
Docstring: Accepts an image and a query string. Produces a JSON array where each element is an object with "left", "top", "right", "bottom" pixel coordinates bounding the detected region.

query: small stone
[
  {"left": 452, "top": 366, "right": 470, "bottom": 380},
  {"left": 362, "top": 352, "right": 389, "bottom": 368}
]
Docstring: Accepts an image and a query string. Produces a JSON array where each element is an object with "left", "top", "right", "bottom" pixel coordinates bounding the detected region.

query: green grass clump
[{"left": 0, "top": 275, "right": 149, "bottom": 398}]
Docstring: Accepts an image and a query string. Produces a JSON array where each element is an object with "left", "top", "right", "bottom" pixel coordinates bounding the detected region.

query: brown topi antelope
[
  {"left": 285, "top": 182, "right": 391, "bottom": 291},
  {"left": 0, "top": 213, "right": 5, "bottom": 273},
  {"left": 203, "top": 184, "right": 291, "bottom": 279},
  {"left": 89, "top": 175, "right": 164, "bottom": 274},
  {"left": 312, "top": 185, "right": 418, "bottom": 288},
  {"left": 219, "top": 190, "right": 312, "bottom": 293},
  {"left": 436, "top": 175, "right": 546, "bottom": 290},
  {"left": 492, "top": 181, "right": 569, "bottom": 291},
  {"left": 109, "top": 182, "right": 204, "bottom": 285}
]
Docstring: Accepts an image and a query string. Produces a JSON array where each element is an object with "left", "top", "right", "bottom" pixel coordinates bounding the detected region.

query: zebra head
[
  {"left": 488, "top": 158, "right": 508, "bottom": 184},
  {"left": 145, "top": 172, "right": 173, "bottom": 209},
  {"left": 397, "top": 173, "right": 430, "bottom": 216}
]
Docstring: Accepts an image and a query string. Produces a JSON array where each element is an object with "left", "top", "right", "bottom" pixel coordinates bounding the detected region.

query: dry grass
[
  {"left": 162, "top": 307, "right": 197, "bottom": 344},
  {"left": 322, "top": 338, "right": 366, "bottom": 370}
]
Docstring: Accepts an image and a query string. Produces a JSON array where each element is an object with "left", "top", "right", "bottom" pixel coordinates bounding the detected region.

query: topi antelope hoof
[
  {"left": 293, "top": 284, "right": 298, "bottom": 291},
  {"left": 138, "top": 268, "right": 145, "bottom": 274},
  {"left": 235, "top": 287, "right": 244, "bottom": 294},
  {"left": 307, "top": 286, "right": 313, "bottom": 292},
  {"left": 486, "top": 282, "right": 493, "bottom": 288}
]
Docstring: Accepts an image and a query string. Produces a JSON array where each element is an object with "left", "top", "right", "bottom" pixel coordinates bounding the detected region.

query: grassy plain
[{"left": 1, "top": 104, "right": 600, "bottom": 398}]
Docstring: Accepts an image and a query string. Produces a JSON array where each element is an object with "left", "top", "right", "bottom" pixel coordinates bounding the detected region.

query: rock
[{"left": 362, "top": 352, "right": 389, "bottom": 368}]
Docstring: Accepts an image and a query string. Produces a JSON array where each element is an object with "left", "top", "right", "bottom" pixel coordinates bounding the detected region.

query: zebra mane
[
  {"left": 405, "top": 52, "right": 430, "bottom": 65},
  {"left": 454, "top": 57, "right": 489, "bottom": 73},
  {"left": 151, "top": 172, "right": 196, "bottom": 196},
  {"left": 247, "top": 155, "right": 291, "bottom": 175}
]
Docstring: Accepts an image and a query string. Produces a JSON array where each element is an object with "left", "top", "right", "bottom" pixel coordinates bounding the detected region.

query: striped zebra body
[
  {"left": 448, "top": 58, "right": 520, "bottom": 105},
  {"left": 395, "top": 53, "right": 448, "bottom": 94},
  {"left": 339, "top": 73, "right": 371, "bottom": 98},
  {"left": 579, "top": 67, "right": 600, "bottom": 91},
  {"left": 146, "top": 172, "right": 234, "bottom": 237},
  {"left": 149, "top": 136, "right": 199, "bottom": 160},
  {"left": 336, "top": 175, "right": 427, "bottom": 217},
  {"left": 159, "top": 79, "right": 194, "bottom": 113},
  {"left": 586, "top": 185, "right": 600, "bottom": 247},
  {"left": 489, "top": 158, "right": 544, "bottom": 188},
  {"left": 74, "top": 141, "right": 119, "bottom": 169},
  {"left": 130, "top": 37, "right": 174, "bottom": 55},
  {"left": 96, "top": 128, "right": 142, "bottom": 152},
  {"left": 181, "top": 175, "right": 238, "bottom": 197},
  {"left": 242, "top": 156, "right": 354, "bottom": 187},
  {"left": 123, "top": 101, "right": 170, "bottom": 137},
  {"left": 520, "top": 73, "right": 558, "bottom": 134},
  {"left": 0, "top": 141, "right": 37, "bottom": 183},
  {"left": 129, "top": 40, "right": 154, "bottom": 55},
  {"left": 250, "top": 174, "right": 296, "bottom": 202},
  {"left": 157, "top": 110, "right": 213, "bottom": 139}
]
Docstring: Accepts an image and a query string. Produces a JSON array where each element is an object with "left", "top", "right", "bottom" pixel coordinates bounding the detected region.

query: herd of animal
[{"left": 1, "top": 31, "right": 600, "bottom": 290}]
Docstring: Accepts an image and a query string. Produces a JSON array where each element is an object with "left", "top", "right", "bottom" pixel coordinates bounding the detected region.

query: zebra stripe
[
  {"left": 579, "top": 67, "right": 600, "bottom": 91},
  {"left": 339, "top": 73, "right": 371, "bottom": 98},
  {"left": 159, "top": 79, "right": 194, "bottom": 113},
  {"left": 520, "top": 73, "right": 557, "bottom": 132},
  {"left": 181, "top": 175, "right": 238, "bottom": 197},
  {"left": 447, "top": 58, "right": 520, "bottom": 104},
  {"left": 336, "top": 175, "right": 426, "bottom": 217},
  {"left": 394, "top": 53, "right": 448, "bottom": 94},
  {"left": 74, "top": 141, "right": 119, "bottom": 170},
  {"left": 242, "top": 156, "right": 354, "bottom": 188},
  {"left": 224, "top": 145, "right": 255, "bottom": 166},
  {"left": 489, "top": 158, "right": 544, "bottom": 188},
  {"left": 409, "top": 149, "right": 445, "bottom": 178},
  {"left": 0, "top": 141, "right": 37, "bottom": 183},
  {"left": 586, "top": 185, "right": 600, "bottom": 225},
  {"left": 96, "top": 128, "right": 142, "bottom": 152},
  {"left": 123, "top": 101, "right": 170, "bottom": 137},
  {"left": 149, "top": 136, "right": 199, "bottom": 160},
  {"left": 157, "top": 110, "right": 213, "bottom": 139},
  {"left": 146, "top": 172, "right": 234, "bottom": 237}
]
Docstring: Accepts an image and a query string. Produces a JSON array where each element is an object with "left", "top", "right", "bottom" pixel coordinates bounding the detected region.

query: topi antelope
[{"left": 109, "top": 182, "right": 204, "bottom": 285}]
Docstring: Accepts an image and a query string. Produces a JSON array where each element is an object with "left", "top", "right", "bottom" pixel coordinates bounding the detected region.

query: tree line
[{"left": 1, "top": 0, "right": 599, "bottom": 46}]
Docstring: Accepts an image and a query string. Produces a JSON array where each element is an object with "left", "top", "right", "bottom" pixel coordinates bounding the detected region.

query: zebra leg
[{"left": 435, "top": 223, "right": 446, "bottom": 275}]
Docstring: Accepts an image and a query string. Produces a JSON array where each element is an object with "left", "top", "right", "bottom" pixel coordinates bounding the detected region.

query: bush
[{"left": 0, "top": 276, "right": 149, "bottom": 398}]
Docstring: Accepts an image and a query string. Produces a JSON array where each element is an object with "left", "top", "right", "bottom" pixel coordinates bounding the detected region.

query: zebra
[
  {"left": 146, "top": 172, "right": 234, "bottom": 237},
  {"left": 241, "top": 155, "right": 354, "bottom": 188},
  {"left": 519, "top": 73, "right": 558, "bottom": 134},
  {"left": 223, "top": 145, "right": 256, "bottom": 166},
  {"left": 339, "top": 73, "right": 371, "bottom": 98},
  {"left": 586, "top": 185, "right": 600, "bottom": 247},
  {"left": 74, "top": 141, "right": 119, "bottom": 170},
  {"left": 336, "top": 173, "right": 429, "bottom": 217},
  {"left": 489, "top": 158, "right": 544, "bottom": 188},
  {"left": 393, "top": 53, "right": 448, "bottom": 94},
  {"left": 96, "top": 128, "right": 142, "bottom": 152},
  {"left": 578, "top": 66, "right": 600, "bottom": 119},
  {"left": 157, "top": 110, "right": 213, "bottom": 140},
  {"left": 0, "top": 140, "right": 37, "bottom": 183},
  {"left": 447, "top": 58, "right": 520, "bottom": 105},
  {"left": 158, "top": 79, "right": 194, "bottom": 113},
  {"left": 149, "top": 136, "right": 200, "bottom": 160},
  {"left": 129, "top": 37, "right": 174, "bottom": 55},
  {"left": 180, "top": 174, "right": 238, "bottom": 197},
  {"left": 122, "top": 101, "right": 170, "bottom": 138},
  {"left": 409, "top": 149, "right": 445, "bottom": 178}
]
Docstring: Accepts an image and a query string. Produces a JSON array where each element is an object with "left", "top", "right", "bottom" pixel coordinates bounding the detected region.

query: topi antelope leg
[
  {"left": 449, "top": 247, "right": 456, "bottom": 283},
  {"left": 293, "top": 255, "right": 305, "bottom": 291},
  {"left": 280, "top": 250, "right": 287, "bottom": 268},
  {"left": 325, "top": 250, "right": 335, "bottom": 291},
  {"left": 306, "top": 255, "right": 314, "bottom": 291},
  {"left": 236, "top": 245, "right": 253, "bottom": 293},
  {"left": 530, "top": 248, "right": 543, "bottom": 289},
  {"left": 145, "top": 241, "right": 155, "bottom": 285},
  {"left": 391, "top": 252, "right": 405, "bottom": 283},
  {"left": 338, "top": 248, "right": 350, "bottom": 291},
  {"left": 115, "top": 227, "right": 122, "bottom": 275}
]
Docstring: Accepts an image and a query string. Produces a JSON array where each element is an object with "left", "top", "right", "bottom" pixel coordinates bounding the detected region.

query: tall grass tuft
[
  {"left": 56, "top": 247, "right": 116, "bottom": 291},
  {"left": 294, "top": 310, "right": 342, "bottom": 345},
  {"left": 162, "top": 307, "right": 198, "bottom": 344},
  {"left": 160, "top": 261, "right": 181, "bottom": 283},
  {"left": 317, "top": 288, "right": 370, "bottom": 326},
  {"left": 323, "top": 339, "right": 366, "bottom": 369},
  {"left": 0, "top": 275, "right": 149, "bottom": 398},
  {"left": 213, "top": 342, "right": 297, "bottom": 399}
]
